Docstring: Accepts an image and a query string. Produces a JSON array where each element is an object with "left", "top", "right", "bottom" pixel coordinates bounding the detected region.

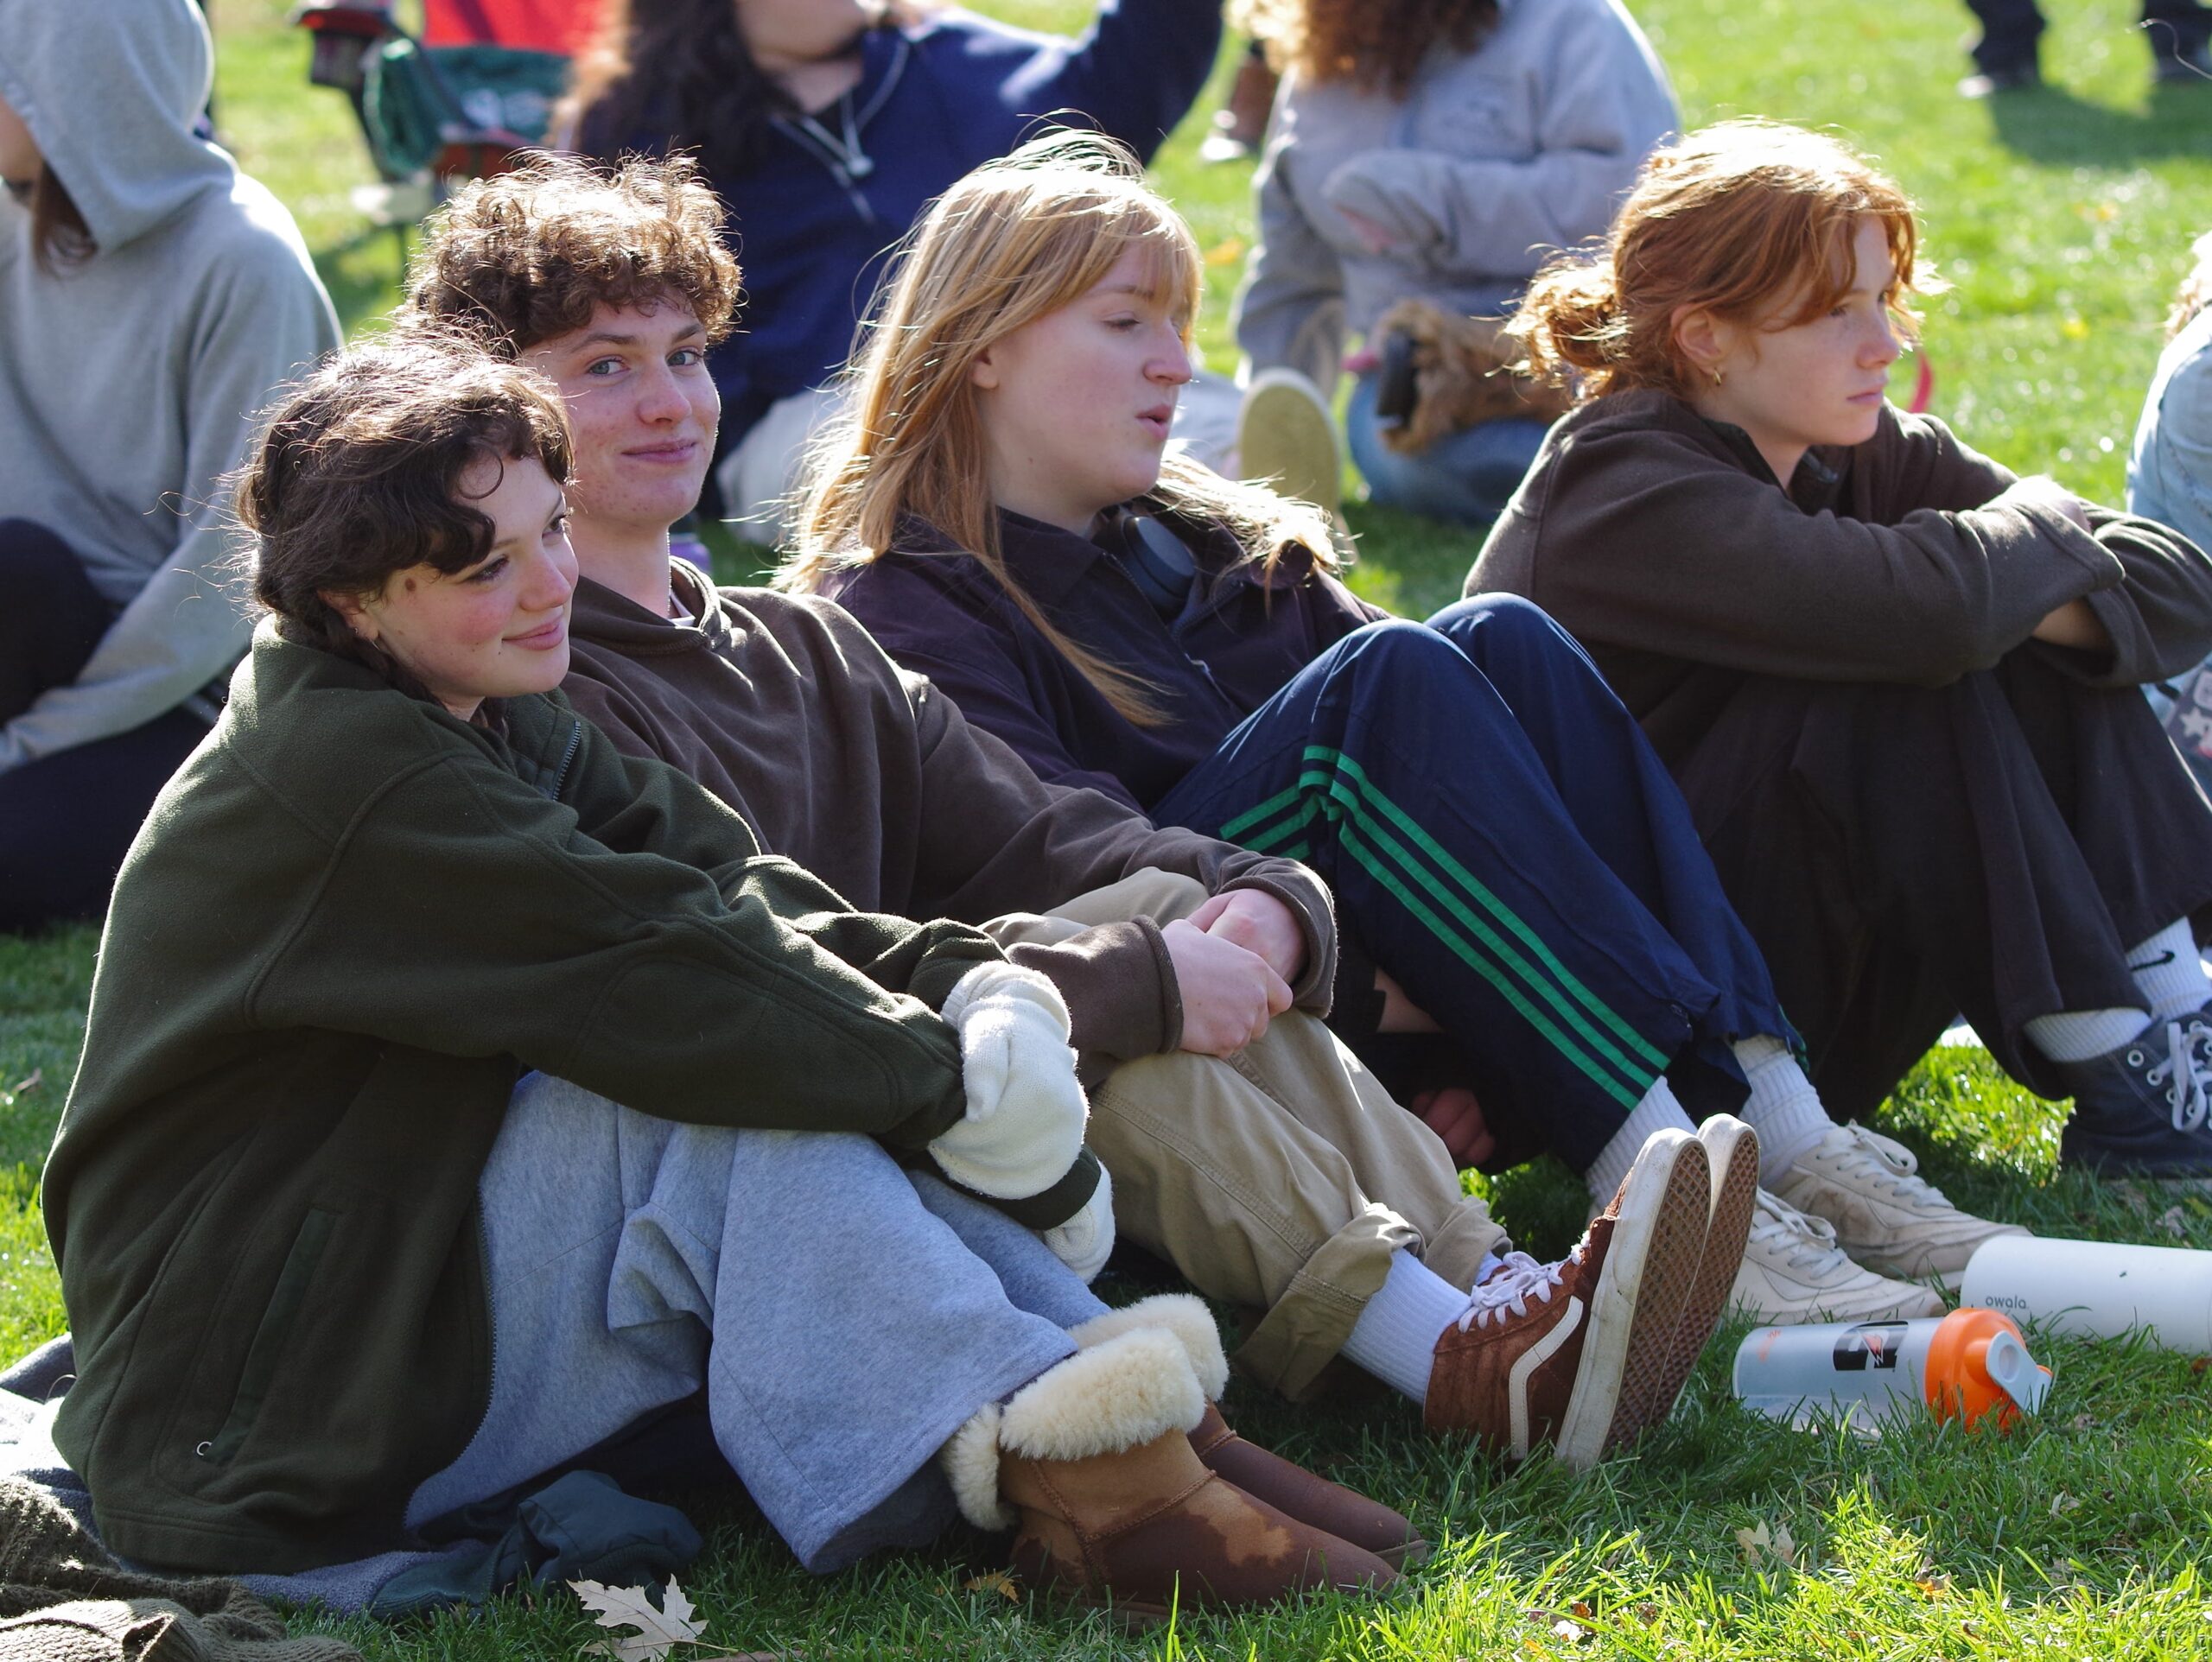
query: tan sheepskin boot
[
  {"left": 942, "top": 1323, "right": 1396, "bottom": 1624},
  {"left": 1068, "top": 1294, "right": 1430, "bottom": 1569}
]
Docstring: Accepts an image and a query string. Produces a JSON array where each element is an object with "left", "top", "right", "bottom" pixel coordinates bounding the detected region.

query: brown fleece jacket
[
  {"left": 560, "top": 566, "right": 1339, "bottom": 1060},
  {"left": 1467, "top": 391, "right": 2212, "bottom": 760}
]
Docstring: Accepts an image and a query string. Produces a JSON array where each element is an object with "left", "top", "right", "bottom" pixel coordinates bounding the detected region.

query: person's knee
[
  {"left": 1338, "top": 617, "right": 1466, "bottom": 691},
  {"left": 0, "top": 518, "right": 92, "bottom": 614},
  {"left": 1427, "top": 591, "right": 1562, "bottom": 649}
]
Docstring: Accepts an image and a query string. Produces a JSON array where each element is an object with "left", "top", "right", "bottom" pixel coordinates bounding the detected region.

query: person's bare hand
[
  {"left": 1188, "top": 888, "right": 1307, "bottom": 986},
  {"left": 1372, "top": 965, "right": 1442, "bottom": 1033},
  {"left": 1162, "top": 918, "right": 1294, "bottom": 1056},
  {"left": 1412, "top": 1086, "right": 1495, "bottom": 1168},
  {"left": 2012, "top": 473, "right": 2094, "bottom": 535}
]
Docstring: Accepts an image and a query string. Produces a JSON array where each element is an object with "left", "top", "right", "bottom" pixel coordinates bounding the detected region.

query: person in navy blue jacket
[
  {"left": 556, "top": 0, "right": 1222, "bottom": 536},
  {"left": 784, "top": 133, "right": 2034, "bottom": 1329}
]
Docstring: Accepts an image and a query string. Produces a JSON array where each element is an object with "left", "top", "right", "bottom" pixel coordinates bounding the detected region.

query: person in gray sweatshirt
[
  {"left": 1231, "top": 0, "right": 1675, "bottom": 529},
  {"left": 0, "top": 0, "right": 339, "bottom": 934}
]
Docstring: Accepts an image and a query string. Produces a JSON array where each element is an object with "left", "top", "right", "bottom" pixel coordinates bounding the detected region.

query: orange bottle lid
[{"left": 1923, "top": 1308, "right": 2051, "bottom": 1430}]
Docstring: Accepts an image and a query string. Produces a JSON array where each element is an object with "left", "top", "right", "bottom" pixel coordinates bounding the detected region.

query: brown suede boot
[
  {"left": 1068, "top": 1294, "right": 1429, "bottom": 1570},
  {"left": 1425, "top": 1127, "right": 1711, "bottom": 1470},
  {"left": 944, "top": 1326, "right": 1397, "bottom": 1624}
]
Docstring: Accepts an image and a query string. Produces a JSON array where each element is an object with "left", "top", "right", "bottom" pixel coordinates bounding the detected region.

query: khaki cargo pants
[{"left": 986, "top": 870, "right": 1505, "bottom": 1400}]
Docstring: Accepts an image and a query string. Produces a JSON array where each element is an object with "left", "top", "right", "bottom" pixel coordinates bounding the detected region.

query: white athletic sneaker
[
  {"left": 1729, "top": 1189, "right": 1946, "bottom": 1323},
  {"left": 1772, "top": 1123, "right": 2028, "bottom": 1288}
]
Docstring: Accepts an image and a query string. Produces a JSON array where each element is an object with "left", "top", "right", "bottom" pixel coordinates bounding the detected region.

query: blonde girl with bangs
[
  {"left": 789, "top": 130, "right": 2025, "bottom": 1350},
  {"left": 1469, "top": 119, "right": 2212, "bottom": 1181}
]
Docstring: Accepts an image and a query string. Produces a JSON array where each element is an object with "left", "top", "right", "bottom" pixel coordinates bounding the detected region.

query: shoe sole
[
  {"left": 1640, "top": 1115, "right": 1760, "bottom": 1424},
  {"left": 1554, "top": 1128, "right": 1711, "bottom": 1471},
  {"left": 1237, "top": 370, "right": 1344, "bottom": 520}
]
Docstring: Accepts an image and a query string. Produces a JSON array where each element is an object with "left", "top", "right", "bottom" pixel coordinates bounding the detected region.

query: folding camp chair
[{"left": 294, "top": 0, "right": 597, "bottom": 226}]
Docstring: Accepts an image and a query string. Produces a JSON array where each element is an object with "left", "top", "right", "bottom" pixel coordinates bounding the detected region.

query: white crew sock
[
  {"left": 1732, "top": 1037, "right": 1833, "bottom": 1184},
  {"left": 2024, "top": 1006, "right": 2152, "bottom": 1064},
  {"left": 2127, "top": 919, "right": 2211, "bottom": 1024},
  {"left": 1585, "top": 1076, "right": 1698, "bottom": 1208},
  {"left": 1338, "top": 1248, "right": 1479, "bottom": 1405}
]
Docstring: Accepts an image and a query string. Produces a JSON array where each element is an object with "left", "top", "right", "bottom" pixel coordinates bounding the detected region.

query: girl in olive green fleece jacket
[{"left": 41, "top": 339, "right": 1408, "bottom": 1613}]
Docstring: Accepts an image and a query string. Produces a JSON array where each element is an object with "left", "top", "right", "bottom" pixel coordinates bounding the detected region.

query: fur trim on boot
[
  {"left": 1067, "top": 1294, "right": 1229, "bottom": 1399},
  {"left": 939, "top": 1327, "right": 1206, "bottom": 1533}
]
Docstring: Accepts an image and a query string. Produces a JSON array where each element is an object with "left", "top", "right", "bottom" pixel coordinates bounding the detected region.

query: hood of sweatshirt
[{"left": 0, "top": 0, "right": 232, "bottom": 252}]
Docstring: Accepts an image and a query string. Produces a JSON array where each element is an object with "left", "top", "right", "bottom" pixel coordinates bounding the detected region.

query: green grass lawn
[{"left": 6, "top": 1, "right": 2212, "bottom": 1655}]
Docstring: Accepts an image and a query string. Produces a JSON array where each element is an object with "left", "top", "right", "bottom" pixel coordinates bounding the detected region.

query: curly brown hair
[
  {"left": 238, "top": 335, "right": 574, "bottom": 664},
  {"left": 399, "top": 152, "right": 741, "bottom": 356},
  {"left": 1235, "top": 0, "right": 1499, "bottom": 95}
]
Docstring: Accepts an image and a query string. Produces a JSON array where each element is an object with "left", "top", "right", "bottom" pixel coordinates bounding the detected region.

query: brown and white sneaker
[
  {"left": 1424, "top": 1126, "right": 1711, "bottom": 1470},
  {"left": 1654, "top": 1114, "right": 1762, "bottom": 1407}
]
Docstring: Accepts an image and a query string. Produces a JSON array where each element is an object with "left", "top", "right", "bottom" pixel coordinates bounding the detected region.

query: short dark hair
[
  {"left": 400, "top": 152, "right": 741, "bottom": 355},
  {"left": 237, "top": 335, "right": 573, "bottom": 660}
]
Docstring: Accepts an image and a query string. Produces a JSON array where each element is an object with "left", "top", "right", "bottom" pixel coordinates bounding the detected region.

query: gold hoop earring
[{"left": 1710, "top": 367, "right": 1726, "bottom": 388}]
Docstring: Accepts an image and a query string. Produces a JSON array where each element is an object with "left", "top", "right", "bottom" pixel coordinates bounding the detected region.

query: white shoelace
[
  {"left": 1456, "top": 1250, "right": 1567, "bottom": 1332},
  {"left": 1821, "top": 1124, "right": 1955, "bottom": 1208},
  {"left": 2143, "top": 1017, "right": 2212, "bottom": 1132},
  {"left": 1748, "top": 1190, "right": 1853, "bottom": 1272}
]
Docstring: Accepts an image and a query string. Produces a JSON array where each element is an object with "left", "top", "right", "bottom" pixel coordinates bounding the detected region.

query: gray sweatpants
[{"left": 406, "top": 1074, "right": 1101, "bottom": 1572}]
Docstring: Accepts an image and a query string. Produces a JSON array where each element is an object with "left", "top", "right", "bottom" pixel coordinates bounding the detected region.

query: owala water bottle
[
  {"left": 1732, "top": 1309, "right": 2052, "bottom": 1431},
  {"left": 1961, "top": 1234, "right": 2212, "bottom": 1353}
]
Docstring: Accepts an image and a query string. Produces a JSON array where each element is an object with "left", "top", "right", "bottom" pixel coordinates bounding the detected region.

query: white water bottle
[
  {"left": 1732, "top": 1310, "right": 2050, "bottom": 1432},
  {"left": 1961, "top": 1235, "right": 2212, "bottom": 1352}
]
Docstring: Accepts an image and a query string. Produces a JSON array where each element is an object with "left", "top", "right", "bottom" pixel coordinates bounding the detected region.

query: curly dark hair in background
[
  {"left": 556, "top": 0, "right": 930, "bottom": 181},
  {"left": 398, "top": 152, "right": 741, "bottom": 355},
  {"left": 1236, "top": 0, "right": 1499, "bottom": 96}
]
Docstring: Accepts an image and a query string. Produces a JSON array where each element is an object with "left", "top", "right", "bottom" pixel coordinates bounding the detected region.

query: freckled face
[
  {"left": 526, "top": 300, "right": 719, "bottom": 553},
  {"left": 331, "top": 454, "right": 577, "bottom": 720},
  {"left": 968, "top": 245, "right": 1197, "bottom": 536},
  {"left": 1698, "top": 218, "right": 1906, "bottom": 482}
]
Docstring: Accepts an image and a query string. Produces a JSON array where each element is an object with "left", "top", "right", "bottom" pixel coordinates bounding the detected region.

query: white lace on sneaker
[
  {"left": 1819, "top": 1124, "right": 1954, "bottom": 1206},
  {"left": 1747, "top": 1190, "right": 1850, "bottom": 1273},
  {"left": 2146, "top": 1018, "right": 2212, "bottom": 1132},
  {"left": 1457, "top": 1250, "right": 1567, "bottom": 1332}
]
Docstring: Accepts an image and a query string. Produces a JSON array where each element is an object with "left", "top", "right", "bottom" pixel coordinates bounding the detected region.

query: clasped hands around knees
[{"left": 1164, "top": 889, "right": 1302, "bottom": 1056}]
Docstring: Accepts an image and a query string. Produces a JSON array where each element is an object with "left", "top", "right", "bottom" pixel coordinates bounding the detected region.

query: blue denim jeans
[
  {"left": 1344, "top": 373, "right": 1551, "bottom": 530},
  {"left": 1153, "top": 595, "right": 1794, "bottom": 1173},
  {"left": 408, "top": 1075, "right": 1096, "bottom": 1574}
]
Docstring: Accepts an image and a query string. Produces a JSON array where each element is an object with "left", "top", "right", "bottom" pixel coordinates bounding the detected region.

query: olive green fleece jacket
[{"left": 42, "top": 621, "right": 1049, "bottom": 1576}]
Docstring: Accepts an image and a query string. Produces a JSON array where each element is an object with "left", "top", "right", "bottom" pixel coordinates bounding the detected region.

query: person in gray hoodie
[
  {"left": 1231, "top": 0, "right": 1675, "bottom": 529},
  {"left": 0, "top": 0, "right": 340, "bottom": 934}
]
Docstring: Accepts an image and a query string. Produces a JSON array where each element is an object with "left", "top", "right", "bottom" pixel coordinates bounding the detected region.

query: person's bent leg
[
  {"left": 0, "top": 518, "right": 201, "bottom": 934},
  {"left": 1084, "top": 1008, "right": 1498, "bottom": 1401},
  {"left": 1345, "top": 377, "right": 1548, "bottom": 530},
  {"left": 1154, "top": 618, "right": 1719, "bottom": 1179},
  {"left": 0, "top": 707, "right": 208, "bottom": 933},
  {"left": 0, "top": 520, "right": 110, "bottom": 720},
  {"left": 406, "top": 1074, "right": 1077, "bottom": 1575}
]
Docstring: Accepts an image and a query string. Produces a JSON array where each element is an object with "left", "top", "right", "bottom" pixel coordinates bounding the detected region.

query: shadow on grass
[{"left": 1984, "top": 79, "right": 2212, "bottom": 166}]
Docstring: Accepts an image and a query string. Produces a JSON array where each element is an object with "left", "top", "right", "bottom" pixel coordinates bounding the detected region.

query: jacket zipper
[{"left": 549, "top": 720, "right": 582, "bottom": 801}]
